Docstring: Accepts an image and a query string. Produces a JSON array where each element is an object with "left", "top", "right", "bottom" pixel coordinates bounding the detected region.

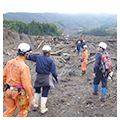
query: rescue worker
[
  {"left": 93, "top": 42, "right": 109, "bottom": 102},
  {"left": 27, "top": 45, "right": 58, "bottom": 114},
  {"left": 77, "top": 41, "right": 81, "bottom": 56},
  {"left": 80, "top": 45, "right": 88, "bottom": 76},
  {"left": 81, "top": 40, "right": 86, "bottom": 52},
  {"left": 76, "top": 34, "right": 85, "bottom": 56},
  {"left": 3, "top": 43, "right": 34, "bottom": 117}
]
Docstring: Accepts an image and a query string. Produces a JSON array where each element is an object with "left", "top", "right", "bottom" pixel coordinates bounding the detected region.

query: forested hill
[{"left": 3, "top": 12, "right": 117, "bottom": 34}]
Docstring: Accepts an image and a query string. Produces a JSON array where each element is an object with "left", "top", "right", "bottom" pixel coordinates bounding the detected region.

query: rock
[
  {"left": 60, "top": 99, "right": 65, "bottom": 103},
  {"left": 87, "top": 77, "right": 91, "bottom": 81},
  {"left": 101, "top": 104, "right": 104, "bottom": 107},
  {"left": 62, "top": 53, "right": 70, "bottom": 60},
  {"left": 86, "top": 99, "right": 93, "bottom": 105},
  {"left": 66, "top": 93, "right": 72, "bottom": 96},
  {"left": 69, "top": 70, "right": 76, "bottom": 76},
  {"left": 85, "top": 104, "right": 90, "bottom": 108},
  {"left": 89, "top": 52, "right": 96, "bottom": 56}
]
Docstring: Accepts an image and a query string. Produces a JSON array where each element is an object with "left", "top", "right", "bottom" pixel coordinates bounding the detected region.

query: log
[
  {"left": 51, "top": 49, "right": 63, "bottom": 55},
  {"left": 37, "top": 40, "right": 44, "bottom": 49},
  {"left": 30, "top": 49, "right": 63, "bottom": 56},
  {"left": 3, "top": 51, "right": 11, "bottom": 56},
  {"left": 87, "top": 57, "right": 117, "bottom": 65},
  {"left": 60, "top": 57, "right": 67, "bottom": 63},
  {"left": 55, "top": 45, "right": 68, "bottom": 51},
  {"left": 111, "top": 57, "right": 117, "bottom": 60},
  {"left": 87, "top": 58, "right": 95, "bottom": 65},
  {"left": 31, "top": 52, "right": 40, "bottom": 55}
]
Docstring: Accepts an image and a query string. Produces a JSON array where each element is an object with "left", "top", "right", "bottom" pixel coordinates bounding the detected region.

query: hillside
[
  {"left": 3, "top": 13, "right": 117, "bottom": 34},
  {"left": 3, "top": 28, "right": 117, "bottom": 117}
]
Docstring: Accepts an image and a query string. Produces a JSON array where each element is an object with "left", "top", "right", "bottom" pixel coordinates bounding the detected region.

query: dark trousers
[
  {"left": 93, "top": 72, "right": 108, "bottom": 88},
  {"left": 35, "top": 86, "right": 50, "bottom": 97}
]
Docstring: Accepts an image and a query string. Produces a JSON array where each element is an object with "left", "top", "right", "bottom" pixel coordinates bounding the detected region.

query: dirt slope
[{"left": 3, "top": 28, "right": 117, "bottom": 117}]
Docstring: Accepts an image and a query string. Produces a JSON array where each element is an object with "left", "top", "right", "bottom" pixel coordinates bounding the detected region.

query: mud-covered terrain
[{"left": 3, "top": 28, "right": 117, "bottom": 117}]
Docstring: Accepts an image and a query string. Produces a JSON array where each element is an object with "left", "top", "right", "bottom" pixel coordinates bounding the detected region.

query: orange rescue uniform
[
  {"left": 81, "top": 49, "right": 88, "bottom": 71},
  {"left": 3, "top": 56, "right": 33, "bottom": 117}
]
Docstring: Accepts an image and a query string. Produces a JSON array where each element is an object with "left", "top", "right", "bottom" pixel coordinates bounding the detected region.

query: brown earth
[{"left": 3, "top": 28, "right": 117, "bottom": 117}]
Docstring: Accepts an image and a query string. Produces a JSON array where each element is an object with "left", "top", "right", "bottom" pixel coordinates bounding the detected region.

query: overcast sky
[{"left": 3, "top": 0, "right": 119, "bottom": 14}]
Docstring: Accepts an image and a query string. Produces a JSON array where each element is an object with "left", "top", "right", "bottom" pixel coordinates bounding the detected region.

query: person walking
[
  {"left": 3, "top": 43, "right": 34, "bottom": 117},
  {"left": 77, "top": 41, "right": 81, "bottom": 56},
  {"left": 80, "top": 45, "right": 88, "bottom": 76},
  {"left": 27, "top": 45, "right": 58, "bottom": 114},
  {"left": 76, "top": 34, "right": 85, "bottom": 56},
  {"left": 93, "top": 42, "right": 111, "bottom": 102}
]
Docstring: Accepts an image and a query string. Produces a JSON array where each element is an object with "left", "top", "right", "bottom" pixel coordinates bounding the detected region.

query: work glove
[{"left": 30, "top": 100, "right": 34, "bottom": 106}]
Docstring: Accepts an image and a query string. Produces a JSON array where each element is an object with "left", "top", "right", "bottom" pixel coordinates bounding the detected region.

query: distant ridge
[{"left": 3, "top": 12, "right": 117, "bottom": 34}]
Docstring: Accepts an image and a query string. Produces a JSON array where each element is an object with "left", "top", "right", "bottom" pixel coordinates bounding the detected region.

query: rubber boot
[
  {"left": 41, "top": 97, "right": 48, "bottom": 114},
  {"left": 80, "top": 71, "right": 86, "bottom": 76},
  {"left": 33, "top": 93, "right": 40, "bottom": 111},
  {"left": 101, "top": 87, "right": 107, "bottom": 102},
  {"left": 93, "top": 84, "right": 98, "bottom": 95}
]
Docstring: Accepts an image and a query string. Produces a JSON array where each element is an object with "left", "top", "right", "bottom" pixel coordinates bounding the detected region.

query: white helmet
[
  {"left": 17, "top": 43, "right": 32, "bottom": 55},
  {"left": 42, "top": 45, "right": 51, "bottom": 52},
  {"left": 98, "top": 42, "right": 107, "bottom": 50},
  {"left": 83, "top": 45, "right": 87, "bottom": 48},
  {"left": 83, "top": 40, "right": 85, "bottom": 42}
]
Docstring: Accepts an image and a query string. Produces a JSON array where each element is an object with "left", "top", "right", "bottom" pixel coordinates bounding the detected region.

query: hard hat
[
  {"left": 17, "top": 43, "right": 32, "bottom": 55},
  {"left": 83, "top": 45, "right": 87, "bottom": 48},
  {"left": 98, "top": 42, "right": 107, "bottom": 49},
  {"left": 42, "top": 45, "right": 51, "bottom": 52}
]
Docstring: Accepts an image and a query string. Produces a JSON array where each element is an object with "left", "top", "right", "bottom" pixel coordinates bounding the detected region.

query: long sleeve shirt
[
  {"left": 94, "top": 51, "right": 107, "bottom": 74},
  {"left": 81, "top": 42, "right": 85, "bottom": 49},
  {"left": 94, "top": 51, "right": 112, "bottom": 74},
  {"left": 82, "top": 49, "right": 88, "bottom": 61},
  {"left": 27, "top": 54, "right": 57, "bottom": 79},
  {"left": 3, "top": 56, "right": 34, "bottom": 101}
]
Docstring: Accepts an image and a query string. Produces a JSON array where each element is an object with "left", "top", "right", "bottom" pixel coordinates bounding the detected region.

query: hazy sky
[{"left": 3, "top": 0, "right": 119, "bottom": 14}]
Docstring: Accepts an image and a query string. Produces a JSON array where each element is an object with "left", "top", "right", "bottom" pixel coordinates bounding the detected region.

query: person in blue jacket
[
  {"left": 77, "top": 41, "right": 81, "bottom": 56},
  {"left": 27, "top": 45, "right": 58, "bottom": 113},
  {"left": 76, "top": 34, "right": 86, "bottom": 56},
  {"left": 81, "top": 40, "right": 86, "bottom": 52},
  {"left": 93, "top": 42, "right": 109, "bottom": 102}
]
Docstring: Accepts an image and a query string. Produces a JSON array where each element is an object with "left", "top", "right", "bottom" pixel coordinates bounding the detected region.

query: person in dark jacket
[
  {"left": 76, "top": 34, "right": 86, "bottom": 56},
  {"left": 93, "top": 42, "right": 109, "bottom": 102},
  {"left": 77, "top": 41, "right": 81, "bottom": 56},
  {"left": 81, "top": 40, "right": 86, "bottom": 52},
  {"left": 27, "top": 45, "right": 58, "bottom": 113}
]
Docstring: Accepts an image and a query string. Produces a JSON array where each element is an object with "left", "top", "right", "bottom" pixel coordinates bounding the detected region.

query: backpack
[{"left": 99, "top": 52, "right": 112, "bottom": 76}]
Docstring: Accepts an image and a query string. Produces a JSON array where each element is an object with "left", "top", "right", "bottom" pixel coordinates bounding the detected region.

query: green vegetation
[
  {"left": 79, "top": 27, "right": 117, "bottom": 37},
  {"left": 3, "top": 20, "right": 63, "bottom": 36}
]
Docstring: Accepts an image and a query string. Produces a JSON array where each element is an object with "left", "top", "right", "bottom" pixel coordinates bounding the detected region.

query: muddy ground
[{"left": 3, "top": 28, "right": 117, "bottom": 117}]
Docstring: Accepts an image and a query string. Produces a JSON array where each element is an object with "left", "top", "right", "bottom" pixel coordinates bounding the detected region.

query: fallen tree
[{"left": 87, "top": 57, "right": 117, "bottom": 65}]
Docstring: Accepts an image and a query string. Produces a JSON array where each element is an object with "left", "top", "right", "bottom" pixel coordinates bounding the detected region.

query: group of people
[
  {"left": 3, "top": 43, "right": 58, "bottom": 117},
  {"left": 3, "top": 34, "right": 112, "bottom": 117},
  {"left": 76, "top": 34, "right": 88, "bottom": 76},
  {"left": 76, "top": 34, "right": 112, "bottom": 102}
]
